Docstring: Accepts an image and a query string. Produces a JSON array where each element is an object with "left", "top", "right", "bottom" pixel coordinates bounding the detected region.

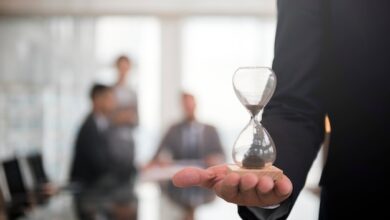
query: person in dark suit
[
  {"left": 148, "top": 93, "right": 225, "bottom": 220},
  {"left": 71, "top": 84, "right": 138, "bottom": 220},
  {"left": 70, "top": 84, "right": 116, "bottom": 187},
  {"left": 172, "top": 0, "right": 389, "bottom": 219},
  {"left": 70, "top": 84, "right": 117, "bottom": 220}
]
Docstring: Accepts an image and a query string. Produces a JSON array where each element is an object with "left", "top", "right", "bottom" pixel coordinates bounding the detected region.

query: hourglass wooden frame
[{"left": 228, "top": 67, "right": 283, "bottom": 181}]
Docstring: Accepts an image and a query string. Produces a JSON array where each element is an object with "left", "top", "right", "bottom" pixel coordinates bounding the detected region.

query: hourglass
[{"left": 228, "top": 67, "right": 283, "bottom": 180}]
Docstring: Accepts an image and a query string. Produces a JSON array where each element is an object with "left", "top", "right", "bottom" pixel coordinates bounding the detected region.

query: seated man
[{"left": 149, "top": 93, "right": 225, "bottom": 220}]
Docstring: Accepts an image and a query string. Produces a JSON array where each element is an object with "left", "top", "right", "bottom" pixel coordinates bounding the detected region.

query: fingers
[
  {"left": 255, "top": 176, "right": 275, "bottom": 206},
  {"left": 215, "top": 173, "right": 240, "bottom": 202},
  {"left": 257, "top": 176, "right": 274, "bottom": 194},
  {"left": 240, "top": 174, "right": 258, "bottom": 191},
  {"left": 274, "top": 175, "right": 293, "bottom": 198},
  {"left": 254, "top": 175, "right": 292, "bottom": 206},
  {"left": 218, "top": 174, "right": 284, "bottom": 206},
  {"left": 173, "top": 165, "right": 293, "bottom": 207},
  {"left": 172, "top": 167, "right": 215, "bottom": 188},
  {"left": 238, "top": 174, "right": 259, "bottom": 204},
  {"left": 207, "top": 164, "right": 229, "bottom": 181}
]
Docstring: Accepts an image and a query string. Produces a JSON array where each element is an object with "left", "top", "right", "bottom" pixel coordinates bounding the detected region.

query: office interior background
[{"left": 0, "top": 0, "right": 327, "bottom": 219}]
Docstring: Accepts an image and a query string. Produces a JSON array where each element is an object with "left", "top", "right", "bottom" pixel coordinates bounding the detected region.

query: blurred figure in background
[
  {"left": 71, "top": 84, "right": 137, "bottom": 220},
  {"left": 70, "top": 84, "right": 117, "bottom": 219},
  {"left": 110, "top": 55, "right": 138, "bottom": 162},
  {"left": 150, "top": 93, "right": 225, "bottom": 220},
  {"left": 108, "top": 55, "right": 139, "bottom": 219}
]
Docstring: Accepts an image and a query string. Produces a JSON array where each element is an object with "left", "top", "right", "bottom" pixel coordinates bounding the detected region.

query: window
[
  {"left": 181, "top": 16, "right": 276, "bottom": 162},
  {"left": 95, "top": 16, "right": 161, "bottom": 165}
]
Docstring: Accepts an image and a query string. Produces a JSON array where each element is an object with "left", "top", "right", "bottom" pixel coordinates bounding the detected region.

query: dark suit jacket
[
  {"left": 70, "top": 113, "right": 111, "bottom": 187},
  {"left": 239, "top": 0, "right": 389, "bottom": 219}
]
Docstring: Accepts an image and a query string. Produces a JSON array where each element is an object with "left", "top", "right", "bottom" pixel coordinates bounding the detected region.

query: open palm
[{"left": 172, "top": 164, "right": 292, "bottom": 207}]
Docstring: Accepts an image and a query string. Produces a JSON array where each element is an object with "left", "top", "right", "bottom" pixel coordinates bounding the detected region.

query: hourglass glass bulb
[
  {"left": 233, "top": 67, "right": 276, "bottom": 117},
  {"left": 232, "top": 67, "right": 277, "bottom": 169},
  {"left": 233, "top": 118, "right": 276, "bottom": 168}
]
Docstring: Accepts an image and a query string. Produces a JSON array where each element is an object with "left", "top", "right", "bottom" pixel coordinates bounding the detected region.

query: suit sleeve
[
  {"left": 77, "top": 122, "right": 109, "bottom": 176},
  {"left": 239, "top": 0, "right": 326, "bottom": 219}
]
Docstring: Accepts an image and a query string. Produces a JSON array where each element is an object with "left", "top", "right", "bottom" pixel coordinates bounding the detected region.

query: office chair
[
  {"left": 1, "top": 158, "right": 30, "bottom": 220},
  {"left": 26, "top": 153, "right": 51, "bottom": 204}
]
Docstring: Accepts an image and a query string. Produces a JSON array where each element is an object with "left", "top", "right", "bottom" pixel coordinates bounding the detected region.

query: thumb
[{"left": 172, "top": 167, "right": 215, "bottom": 188}]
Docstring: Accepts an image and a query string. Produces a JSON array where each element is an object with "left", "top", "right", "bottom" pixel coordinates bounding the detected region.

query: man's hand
[{"left": 172, "top": 164, "right": 292, "bottom": 207}]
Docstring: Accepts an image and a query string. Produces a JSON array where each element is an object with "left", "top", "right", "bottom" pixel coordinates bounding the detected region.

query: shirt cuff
[
  {"left": 261, "top": 204, "right": 281, "bottom": 209},
  {"left": 247, "top": 201, "right": 290, "bottom": 220}
]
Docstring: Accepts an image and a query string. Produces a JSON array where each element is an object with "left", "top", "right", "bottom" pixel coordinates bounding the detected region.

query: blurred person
[
  {"left": 70, "top": 84, "right": 137, "bottom": 220},
  {"left": 107, "top": 55, "right": 139, "bottom": 219},
  {"left": 149, "top": 93, "right": 225, "bottom": 220},
  {"left": 109, "top": 55, "right": 138, "bottom": 167},
  {"left": 173, "top": 0, "right": 389, "bottom": 219},
  {"left": 70, "top": 84, "right": 117, "bottom": 219}
]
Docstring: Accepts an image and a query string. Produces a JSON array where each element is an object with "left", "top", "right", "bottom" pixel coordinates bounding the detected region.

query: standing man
[
  {"left": 173, "top": 0, "right": 389, "bottom": 219},
  {"left": 107, "top": 55, "right": 139, "bottom": 219},
  {"left": 109, "top": 55, "right": 139, "bottom": 178},
  {"left": 150, "top": 93, "right": 225, "bottom": 220}
]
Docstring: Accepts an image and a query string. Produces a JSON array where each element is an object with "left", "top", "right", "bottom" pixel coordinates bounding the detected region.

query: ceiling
[{"left": 0, "top": 0, "right": 276, "bottom": 16}]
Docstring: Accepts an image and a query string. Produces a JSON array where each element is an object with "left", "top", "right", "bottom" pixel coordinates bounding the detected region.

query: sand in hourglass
[
  {"left": 242, "top": 104, "right": 272, "bottom": 169},
  {"left": 245, "top": 104, "right": 262, "bottom": 116},
  {"left": 229, "top": 144, "right": 283, "bottom": 180},
  {"left": 229, "top": 105, "right": 283, "bottom": 180},
  {"left": 242, "top": 144, "right": 266, "bottom": 169}
]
